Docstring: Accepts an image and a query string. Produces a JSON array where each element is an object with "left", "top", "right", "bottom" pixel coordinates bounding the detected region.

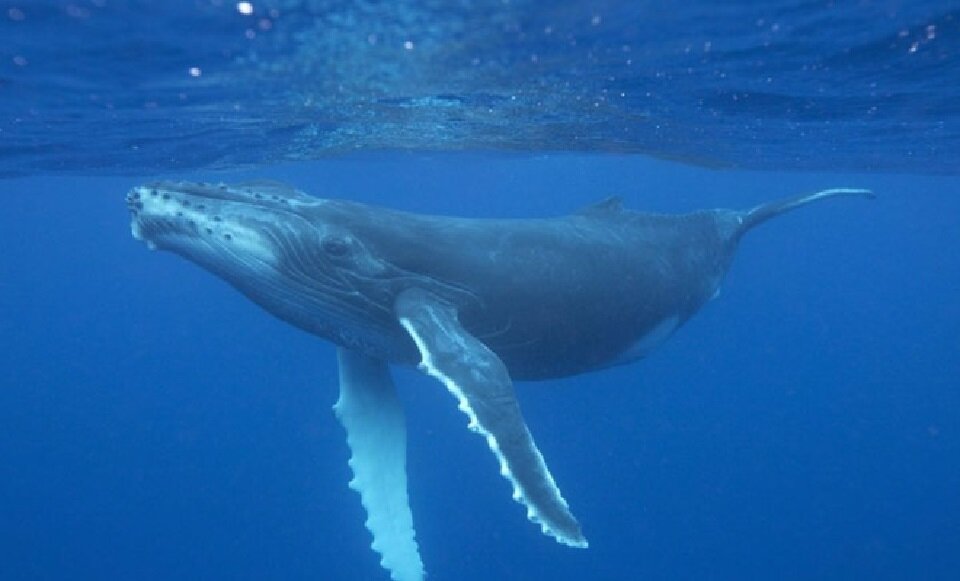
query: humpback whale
[{"left": 126, "top": 182, "right": 872, "bottom": 581}]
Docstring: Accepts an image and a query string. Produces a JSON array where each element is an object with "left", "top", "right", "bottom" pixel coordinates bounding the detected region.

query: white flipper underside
[
  {"left": 395, "top": 288, "right": 587, "bottom": 548},
  {"left": 333, "top": 348, "right": 424, "bottom": 581}
]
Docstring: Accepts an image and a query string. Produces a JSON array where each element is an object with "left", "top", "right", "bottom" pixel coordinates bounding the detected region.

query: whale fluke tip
[
  {"left": 809, "top": 187, "right": 875, "bottom": 200},
  {"left": 737, "top": 186, "right": 875, "bottom": 239}
]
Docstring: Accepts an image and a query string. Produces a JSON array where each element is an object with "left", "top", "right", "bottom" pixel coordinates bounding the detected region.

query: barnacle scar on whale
[{"left": 127, "top": 181, "right": 873, "bottom": 581}]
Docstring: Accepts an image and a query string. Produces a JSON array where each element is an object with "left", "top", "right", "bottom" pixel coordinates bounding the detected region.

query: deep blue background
[{"left": 1, "top": 155, "right": 957, "bottom": 580}]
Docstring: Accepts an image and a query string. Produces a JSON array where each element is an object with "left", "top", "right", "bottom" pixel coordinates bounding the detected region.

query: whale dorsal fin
[
  {"left": 576, "top": 196, "right": 623, "bottom": 216},
  {"left": 394, "top": 287, "right": 588, "bottom": 549}
]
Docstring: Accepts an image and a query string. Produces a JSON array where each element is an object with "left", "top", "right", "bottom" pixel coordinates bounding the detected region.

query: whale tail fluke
[{"left": 736, "top": 188, "right": 875, "bottom": 240}]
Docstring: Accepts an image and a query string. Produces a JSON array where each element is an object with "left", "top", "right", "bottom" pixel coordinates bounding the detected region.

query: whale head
[{"left": 126, "top": 181, "right": 413, "bottom": 357}]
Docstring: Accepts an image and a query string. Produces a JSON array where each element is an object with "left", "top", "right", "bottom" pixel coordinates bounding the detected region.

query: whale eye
[{"left": 321, "top": 236, "right": 351, "bottom": 257}]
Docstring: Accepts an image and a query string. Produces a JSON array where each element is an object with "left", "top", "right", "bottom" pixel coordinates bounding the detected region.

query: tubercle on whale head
[
  {"left": 129, "top": 179, "right": 318, "bottom": 205},
  {"left": 125, "top": 180, "right": 410, "bottom": 357},
  {"left": 124, "top": 179, "right": 355, "bottom": 253},
  {"left": 125, "top": 181, "right": 300, "bottom": 264}
]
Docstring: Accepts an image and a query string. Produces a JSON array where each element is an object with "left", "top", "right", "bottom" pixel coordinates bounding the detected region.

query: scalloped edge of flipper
[
  {"left": 400, "top": 317, "right": 588, "bottom": 548},
  {"left": 333, "top": 348, "right": 425, "bottom": 581},
  {"left": 395, "top": 290, "right": 587, "bottom": 549}
]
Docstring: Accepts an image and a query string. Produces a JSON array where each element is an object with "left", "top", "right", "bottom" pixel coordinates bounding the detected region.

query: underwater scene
[{"left": 1, "top": 2, "right": 958, "bottom": 580}]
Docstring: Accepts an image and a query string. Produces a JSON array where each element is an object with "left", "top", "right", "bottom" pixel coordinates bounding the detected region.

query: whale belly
[{"left": 610, "top": 315, "right": 681, "bottom": 366}]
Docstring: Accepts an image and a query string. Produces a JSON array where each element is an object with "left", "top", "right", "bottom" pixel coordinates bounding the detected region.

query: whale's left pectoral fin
[
  {"left": 395, "top": 288, "right": 587, "bottom": 548},
  {"left": 333, "top": 348, "right": 424, "bottom": 581}
]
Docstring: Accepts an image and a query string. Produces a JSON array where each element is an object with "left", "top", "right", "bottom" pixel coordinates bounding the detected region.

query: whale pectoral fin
[
  {"left": 395, "top": 288, "right": 587, "bottom": 548},
  {"left": 333, "top": 348, "right": 424, "bottom": 581}
]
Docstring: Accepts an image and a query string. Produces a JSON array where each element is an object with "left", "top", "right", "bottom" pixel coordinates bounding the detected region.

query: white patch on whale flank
[{"left": 616, "top": 314, "right": 680, "bottom": 364}]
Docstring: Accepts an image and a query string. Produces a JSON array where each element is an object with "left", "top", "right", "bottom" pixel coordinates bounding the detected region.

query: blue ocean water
[
  {"left": 1, "top": 2, "right": 959, "bottom": 581},
  {"left": 3, "top": 1, "right": 959, "bottom": 175}
]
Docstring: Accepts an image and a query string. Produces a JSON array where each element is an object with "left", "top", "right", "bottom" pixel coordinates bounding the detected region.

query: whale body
[{"left": 127, "top": 182, "right": 872, "bottom": 581}]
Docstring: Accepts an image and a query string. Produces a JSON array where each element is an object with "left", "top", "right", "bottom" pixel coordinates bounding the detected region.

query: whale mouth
[{"left": 126, "top": 180, "right": 406, "bottom": 357}]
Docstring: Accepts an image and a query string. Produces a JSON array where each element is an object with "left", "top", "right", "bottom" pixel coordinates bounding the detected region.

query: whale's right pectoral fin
[{"left": 395, "top": 288, "right": 587, "bottom": 548}]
